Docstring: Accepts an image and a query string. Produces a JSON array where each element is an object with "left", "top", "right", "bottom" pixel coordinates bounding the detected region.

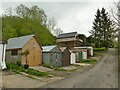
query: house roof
[
  {"left": 42, "top": 45, "right": 57, "bottom": 52},
  {"left": 6, "top": 35, "right": 35, "bottom": 50},
  {"left": 59, "top": 47, "right": 66, "bottom": 52},
  {"left": 57, "top": 32, "right": 78, "bottom": 39}
]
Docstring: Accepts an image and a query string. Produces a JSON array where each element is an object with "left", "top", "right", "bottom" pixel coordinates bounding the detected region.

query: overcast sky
[{"left": 0, "top": 0, "right": 119, "bottom": 37}]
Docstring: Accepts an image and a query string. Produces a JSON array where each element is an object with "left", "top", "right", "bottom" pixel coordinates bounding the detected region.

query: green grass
[
  {"left": 6, "top": 62, "right": 49, "bottom": 76},
  {"left": 24, "top": 68, "right": 48, "bottom": 76},
  {"left": 6, "top": 62, "right": 25, "bottom": 72},
  {"left": 93, "top": 48, "right": 107, "bottom": 57},
  {"left": 93, "top": 47, "right": 106, "bottom": 51},
  {"left": 43, "top": 64, "right": 53, "bottom": 69},
  {"left": 80, "top": 59, "right": 97, "bottom": 64},
  {"left": 54, "top": 68, "right": 67, "bottom": 71}
]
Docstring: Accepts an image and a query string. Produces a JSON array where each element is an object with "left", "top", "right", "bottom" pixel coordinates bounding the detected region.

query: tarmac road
[{"left": 42, "top": 48, "right": 118, "bottom": 88}]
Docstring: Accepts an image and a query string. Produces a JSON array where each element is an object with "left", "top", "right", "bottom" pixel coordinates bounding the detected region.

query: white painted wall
[
  {"left": 82, "top": 51, "right": 87, "bottom": 59},
  {"left": 0, "top": 44, "right": 6, "bottom": 69},
  {"left": 70, "top": 53, "right": 76, "bottom": 64},
  {"left": 74, "top": 46, "right": 93, "bottom": 56}
]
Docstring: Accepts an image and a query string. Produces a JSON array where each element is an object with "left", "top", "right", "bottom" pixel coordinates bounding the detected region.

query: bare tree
[{"left": 47, "top": 17, "right": 56, "bottom": 31}]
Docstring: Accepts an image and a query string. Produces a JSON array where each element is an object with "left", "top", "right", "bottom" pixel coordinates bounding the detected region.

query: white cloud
[
  {"left": 0, "top": 0, "right": 119, "bottom": 2},
  {"left": 56, "top": 2, "right": 115, "bottom": 37},
  {"left": 1, "top": 1, "right": 118, "bottom": 37}
]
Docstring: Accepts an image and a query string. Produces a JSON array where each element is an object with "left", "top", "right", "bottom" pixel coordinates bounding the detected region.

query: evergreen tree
[{"left": 90, "top": 8, "right": 116, "bottom": 48}]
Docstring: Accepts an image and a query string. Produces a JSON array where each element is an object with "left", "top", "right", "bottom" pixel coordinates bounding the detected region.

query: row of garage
[
  {"left": 0, "top": 42, "right": 93, "bottom": 69},
  {"left": 0, "top": 35, "right": 93, "bottom": 69},
  {"left": 42, "top": 45, "right": 93, "bottom": 67}
]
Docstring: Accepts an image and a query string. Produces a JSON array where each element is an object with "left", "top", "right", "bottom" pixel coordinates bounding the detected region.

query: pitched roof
[
  {"left": 42, "top": 45, "right": 57, "bottom": 52},
  {"left": 57, "top": 32, "right": 78, "bottom": 39},
  {"left": 6, "top": 35, "right": 35, "bottom": 50},
  {"left": 59, "top": 47, "right": 66, "bottom": 52}
]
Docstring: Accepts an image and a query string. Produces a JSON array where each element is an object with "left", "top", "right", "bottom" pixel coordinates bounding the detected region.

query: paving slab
[
  {"left": 2, "top": 73, "right": 47, "bottom": 88},
  {"left": 73, "top": 63, "right": 91, "bottom": 66},
  {"left": 62, "top": 65, "right": 77, "bottom": 71},
  {"left": 30, "top": 66, "right": 53, "bottom": 72}
]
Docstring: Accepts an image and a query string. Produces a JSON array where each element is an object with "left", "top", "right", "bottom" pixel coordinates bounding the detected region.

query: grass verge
[
  {"left": 6, "top": 62, "right": 49, "bottom": 76},
  {"left": 80, "top": 59, "right": 97, "bottom": 64}
]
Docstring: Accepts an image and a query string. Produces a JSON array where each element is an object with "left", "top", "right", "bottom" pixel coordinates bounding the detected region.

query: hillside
[{"left": 2, "top": 4, "right": 56, "bottom": 45}]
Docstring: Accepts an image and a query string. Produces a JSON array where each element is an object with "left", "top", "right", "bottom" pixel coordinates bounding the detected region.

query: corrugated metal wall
[{"left": 42, "top": 46, "right": 62, "bottom": 67}]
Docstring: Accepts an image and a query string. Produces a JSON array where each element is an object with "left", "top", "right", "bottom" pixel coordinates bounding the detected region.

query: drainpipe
[
  {"left": 2, "top": 43, "right": 4, "bottom": 62},
  {"left": 2, "top": 41, "right": 7, "bottom": 62}
]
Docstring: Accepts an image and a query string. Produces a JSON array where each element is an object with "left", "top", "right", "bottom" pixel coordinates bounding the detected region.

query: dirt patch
[
  {"left": 46, "top": 65, "right": 95, "bottom": 77},
  {"left": 30, "top": 66, "right": 53, "bottom": 72},
  {"left": 2, "top": 70, "right": 63, "bottom": 88}
]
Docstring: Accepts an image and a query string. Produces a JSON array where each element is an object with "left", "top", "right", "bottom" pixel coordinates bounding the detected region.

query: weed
[
  {"left": 6, "top": 62, "right": 49, "bottom": 76},
  {"left": 80, "top": 59, "right": 97, "bottom": 64},
  {"left": 93, "top": 48, "right": 106, "bottom": 51},
  {"left": 54, "top": 68, "right": 66, "bottom": 71}
]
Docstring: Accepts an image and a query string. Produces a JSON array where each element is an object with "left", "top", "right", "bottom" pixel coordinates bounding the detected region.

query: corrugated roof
[
  {"left": 42, "top": 45, "right": 56, "bottom": 52},
  {"left": 59, "top": 47, "right": 66, "bottom": 52},
  {"left": 6, "top": 35, "right": 35, "bottom": 50},
  {"left": 57, "top": 32, "right": 78, "bottom": 39}
]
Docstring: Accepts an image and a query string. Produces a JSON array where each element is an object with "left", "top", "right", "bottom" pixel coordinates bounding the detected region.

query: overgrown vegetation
[
  {"left": 93, "top": 48, "right": 107, "bottom": 57},
  {"left": 80, "top": 59, "right": 97, "bottom": 64},
  {"left": 2, "top": 4, "right": 56, "bottom": 45},
  {"left": 6, "top": 62, "right": 49, "bottom": 76},
  {"left": 24, "top": 68, "right": 48, "bottom": 76}
]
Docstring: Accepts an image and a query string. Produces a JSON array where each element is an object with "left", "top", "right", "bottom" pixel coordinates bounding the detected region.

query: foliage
[
  {"left": 6, "top": 62, "right": 48, "bottom": 76},
  {"left": 78, "top": 34, "right": 86, "bottom": 46},
  {"left": 86, "top": 35, "right": 94, "bottom": 46},
  {"left": 54, "top": 67, "right": 67, "bottom": 71},
  {"left": 93, "top": 48, "right": 106, "bottom": 57},
  {"left": 21, "top": 50, "right": 30, "bottom": 56},
  {"left": 80, "top": 59, "right": 97, "bottom": 64},
  {"left": 6, "top": 62, "right": 25, "bottom": 72},
  {"left": 90, "top": 8, "right": 116, "bottom": 48},
  {"left": 115, "top": 0, "right": 120, "bottom": 63},
  {"left": 43, "top": 64, "right": 53, "bottom": 69},
  {"left": 2, "top": 4, "right": 56, "bottom": 45},
  {"left": 21, "top": 50, "right": 30, "bottom": 65},
  {"left": 24, "top": 68, "right": 48, "bottom": 76},
  {"left": 93, "top": 47, "right": 106, "bottom": 51},
  {"left": 16, "top": 61, "right": 21, "bottom": 66}
]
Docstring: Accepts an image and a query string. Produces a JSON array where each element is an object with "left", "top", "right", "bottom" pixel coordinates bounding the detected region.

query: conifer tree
[{"left": 90, "top": 8, "right": 115, "bottom": 48}]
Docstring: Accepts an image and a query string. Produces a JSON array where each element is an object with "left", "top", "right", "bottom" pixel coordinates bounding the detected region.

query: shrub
[
  {"left": 24, "top": 64, "right": 29, "bottom": 69},
  {"left": 6, "top": 62, "right": 49, "bottom": 76},
  {"left": 6, "top": 62, "right": 25, "bottom": 72},
  {"left": 93, "top": 47, "right": 106, "bottom": 51},
  {"left": 16, "top": 61, "right": 21, "bottom": 66}
]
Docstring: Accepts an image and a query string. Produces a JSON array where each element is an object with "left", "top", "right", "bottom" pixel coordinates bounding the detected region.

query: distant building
[
  {"left": 56, "top": 32, "right": 83, "bottom": 49},
  {"left": 6, "top": 35, "right": 42, "bottom": 66}
]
